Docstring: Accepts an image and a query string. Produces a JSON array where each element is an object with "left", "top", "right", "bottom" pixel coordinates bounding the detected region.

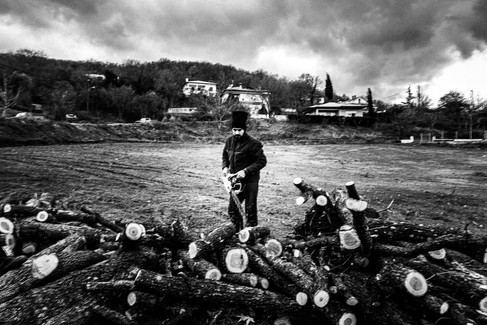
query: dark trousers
[{"left": 228, "top": 181, "right": 259, "bottom": 230}]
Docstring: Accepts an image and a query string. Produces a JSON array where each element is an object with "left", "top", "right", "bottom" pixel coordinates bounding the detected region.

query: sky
[{"left": 1, "top": 0, "right": 486, "bottom": 105}]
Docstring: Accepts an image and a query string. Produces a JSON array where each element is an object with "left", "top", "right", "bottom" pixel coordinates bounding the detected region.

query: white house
[
  {"left": 220, "top": 84, "right": 271, "bottom": 116},
  {"left": 305, "top": 102, "right": 367, "bottom": 117},
  {"left": 182, "top": 79, "right": 217, "bottom": 97}
]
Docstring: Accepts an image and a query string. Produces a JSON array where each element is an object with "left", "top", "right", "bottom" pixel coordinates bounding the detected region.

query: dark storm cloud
[{"left": 1, "top": 0, "right": 485, "bottom": 100}]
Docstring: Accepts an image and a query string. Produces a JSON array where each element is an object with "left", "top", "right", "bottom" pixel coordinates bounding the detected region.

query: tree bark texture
[{"left": 134, "top": 268, "right": 302, "bottom": 312}]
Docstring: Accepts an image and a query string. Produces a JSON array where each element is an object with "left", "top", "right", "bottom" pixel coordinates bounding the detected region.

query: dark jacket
[{"left": 222, "top": 133, "right": 267, "bottom": 182}]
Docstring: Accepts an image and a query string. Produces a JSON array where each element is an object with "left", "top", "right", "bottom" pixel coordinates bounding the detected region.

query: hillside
[{"left": 0, "top": 118, "right": 393, "bottom": 147}]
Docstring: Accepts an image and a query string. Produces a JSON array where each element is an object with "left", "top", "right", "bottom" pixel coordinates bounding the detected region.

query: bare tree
[{"left": 0, "top": 73, "right": 22, "bottom": 117}]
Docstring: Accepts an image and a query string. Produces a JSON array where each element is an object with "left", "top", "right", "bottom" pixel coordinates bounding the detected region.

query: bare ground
[{"left": 0, "top": 142, "right": 486, "bottom": 238}]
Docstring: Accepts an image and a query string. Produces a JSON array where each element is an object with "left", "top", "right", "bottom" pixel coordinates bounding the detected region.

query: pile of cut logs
[{"left": 1, "top": 180, "right": 487, "bottom": 325}]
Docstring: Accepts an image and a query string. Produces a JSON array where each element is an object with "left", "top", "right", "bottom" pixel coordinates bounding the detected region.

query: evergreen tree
[
  {"left": 325, "top": 73, "right": 333, "bottom": 101},
  {"left": 367, "top": 88, "right": 376, "bottom": 124}
]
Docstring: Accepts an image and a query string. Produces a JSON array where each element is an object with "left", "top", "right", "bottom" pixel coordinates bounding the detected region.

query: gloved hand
[
  {"left": 222, "top": 167, "right": 229, "bottom": 177},
  {"left": 235, "top": 170, "right": 246, "bottom": 179}
]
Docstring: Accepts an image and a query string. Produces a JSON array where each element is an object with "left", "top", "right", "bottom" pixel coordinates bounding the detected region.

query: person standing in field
[{"left": 222, "top": 111, "right": 267, "bottom": 230}]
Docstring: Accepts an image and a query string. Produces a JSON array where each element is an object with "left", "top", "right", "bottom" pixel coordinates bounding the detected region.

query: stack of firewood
[{"left": 1, "top": 180, "right": 487, "bottom": 325}]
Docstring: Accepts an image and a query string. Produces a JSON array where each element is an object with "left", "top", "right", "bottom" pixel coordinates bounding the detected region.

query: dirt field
[{"left": 0, "top": 142, "right": 486, "bottom": 238}]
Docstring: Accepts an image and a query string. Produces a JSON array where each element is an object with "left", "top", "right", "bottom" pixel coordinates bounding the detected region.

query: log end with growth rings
[
  {"left": 346, "top": 296, "right": 359, "bottom": 306},
  {"left": 188, "top": 242, "right": 199, "bottom": 259},
  {"left": 404, "top": 271, "right": 428, "bottom": 297},
  {"left": 2, "top": 204, "right": 12, "bottom": 214},
  {"left": 0, "top": 217, "right": 14, "bottom": 234},
  {"left": 339, "top": 225, "right": 361, "bottom": 250},
  {"left": 313, "top": 289, "right": 330, "bottom": 308},
  {"left": 480, "top": 296, "right": 487, "bottom": 313},
  {"left": 238, "top": 227, "right": 252, "bottom": 243},
  {"left": 125, "top": 223, "right": 146, "bottom": 241},
  {"left": 295, "top": 196, "right": 307, "bottom": 206},
  {"left": 126, "top": 291, "right": 137, "bottom": 307},
  {"left": 265, "top": 239, "right": 283, "bottom": 258},
  {"left": 260, "top": 278, "right": 269, "bottom": 289},
  {"left": 1, "top": 233, "right": 15, "bottom": 248},
  {"left": 427, "top": 248, "right": 446, "bottom": 260},
  {"left": 32, "top": 254, "right": 59, "bottom": 279},
  {"left": 205, "top": 269, "right": 222, "bottom": 281},
  {"left": 339, "top": 313, "right": 357, "bottom": 325},
  {"left": 36, "top": 211, "right": 51, "bottom": 222},
  {"left": 440, "top": 302, "right": 449, "bottom": 315},
  {"left": 345, "top": 198, "right": 367, "bottom": 212},
  {"left": 225, "top": 248, "right": 249, "bottom": 274},
  {"left": 315, "top": 195, "right": 328, "bottom": 206},
  {"left": 295, "top": 292, "right": 308, "bottom": 306}
]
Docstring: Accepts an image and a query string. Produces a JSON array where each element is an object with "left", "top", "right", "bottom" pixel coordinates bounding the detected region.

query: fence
[{"left": 418, "top": 130, "right": 486, "bottom": 143}]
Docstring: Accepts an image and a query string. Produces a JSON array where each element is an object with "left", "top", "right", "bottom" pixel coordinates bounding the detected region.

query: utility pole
[{"left": 470, "top": 90, "right": 474, "bottom": 139}]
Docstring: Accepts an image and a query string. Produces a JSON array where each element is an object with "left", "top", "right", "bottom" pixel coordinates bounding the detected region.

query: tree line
[{"left": 0, "top": 49, "right": 486, "bottom": 137}]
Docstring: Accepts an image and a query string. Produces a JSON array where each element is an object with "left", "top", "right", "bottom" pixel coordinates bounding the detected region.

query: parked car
[
  {"left": 136, "top": 118, "right": 152, "bottom": 124},
  {"left": 66, "top": 114, "right": 78, "bottom": 121}
]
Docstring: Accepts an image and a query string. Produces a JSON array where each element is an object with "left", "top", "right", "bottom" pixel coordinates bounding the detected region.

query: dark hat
[{"left": 231, "top": 111, "right": 248, "bottom": 130}]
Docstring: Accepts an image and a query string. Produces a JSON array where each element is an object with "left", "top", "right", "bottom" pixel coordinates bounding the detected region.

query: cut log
[
  {"left": 267, "top": 257, "right": 329, "bottom": 307},
  {"left": 188, "top": 222, "right": 236, "bottom": 259},
  {"left": 282, "top": 234, "right": 339, "bottom": 251},
  {"left": 31, "top": 253, "right": 59, "bottom": 279},
  {"left": 258, "top": 276, "right": 270, "bottom": 289},
  {"left": 238, "top": 225, "right": 271, "bottom": 244},
  {"left": 221, "top": 273, "right": 258, "bottom": 287},
  {"left": 126, "top": 291, "right": 168, "bottom": 323},
  {"left": 170, "top": 218, "right": 199, "bottom": 247},
  {"left": 0, "top": 247, "right": 164, "bottom": 324},
  {"left": 125, "top": 223, "right": 146, "bottom": 241},
  {"left": 36, "top": 210, "right": 55, "bottom": 222},
  {"left": 376, "top": 260, "right": 428, "bottom": 297},
  {"left": 221, "top": 246, "right": 249, "bottom": 273},
  {"left": 2, "top": 204, "right": 44, "bottom": 217},
  {"left": 321, "top": 300, "right": 357, "bottom": 325},
  {"left": 341, "top": 271, "right": 421, "bottom": 325},
  {"left": 86, "top": 280, "right": 136, "bottom": 292},
  {"left": 351, "top": 208, "right": 373, "bottom": 267},
  {"left": 345, "top": 198, "right": 367, "bottom": 212},
  {"left": 264, "top": 237, "right": 283, "bottom": 258},
  {"left": 338, "top": 225, "right": 361, "bottom": 250},
  {"left": 331, "top": 188, "right": 354, "bottom": 226},
  {"left": 246, "top": 248, "right": 308, "bottom": 306},
  {"left": 20, "top": 241, "right": 37, "bottom": 255},
  {"left": 15, "top": 220, "right": 117, "bottom": 248},
  {"left": 405, "top": 255, "right": 487, "bottom": 312},
  {"left": 176, "top": 250, "right": 221, "bottom": 280},
  {"left": 0, "top": 217, "right": 15, "bottom": 234},
  {"left": 41, "top": 304, "right": 93, "bottom": 325},
  {"left": 345, "top": 181, "right": 360, "bottom": 200},
  {"left": 134, "top": 268, "right": 303, "bottom": 312},
  {"left": 91, "top": 305, "right": 136, "bottom": 325},
  {"left": 0, "top": 233, "right": 15, "bottom": 249},
  {"left": 79, "top": 205, "right": 124, "bottom": 233},
  {"left": 368, "top": 219, "right": 471, "bottom": 243},
  {"left": 295, "top": 191, "right": 312, "bottom": 205},
  {"left": 328, "top": 273, "right": 358, "bottom": 306},
  {"left": 0, "top": 255, "right": 27, "bottom": 276},
  {"left": 0, "top": 250, "right": 106, "bottom": 303},
  {"left": 427, "top": 248, "right": 446, "bottom": 260},
  {"left": 0, "top": 232, "right": 86, "bottom": 291}
]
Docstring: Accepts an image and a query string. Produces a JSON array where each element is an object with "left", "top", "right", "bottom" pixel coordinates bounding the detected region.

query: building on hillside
[
  {"left": 182, "top": 79, "right": 217, "bottom": 97},
  {"left": 85, "top": 74, "right": 106, "bottom": 82},
  {"left": 166, "top": 107, "right": 199, "bottom": 120},
  {"left": 346, "top": 96, "right": 368, "bottom": 105},
  {"left": 304, "top": 101, "right": 367, "bottom": 117},
  {"left": 220, "top": 84, "right": 271, "bottom": 116}
]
